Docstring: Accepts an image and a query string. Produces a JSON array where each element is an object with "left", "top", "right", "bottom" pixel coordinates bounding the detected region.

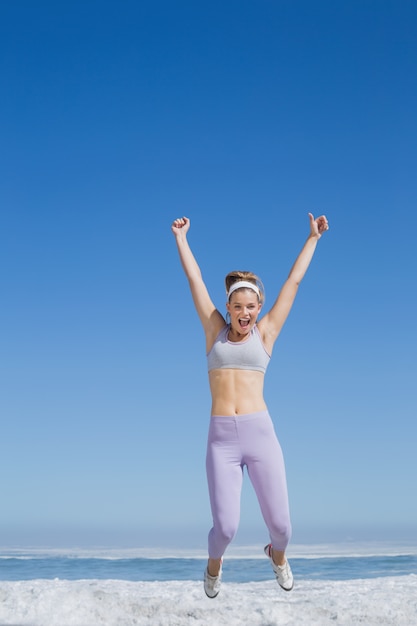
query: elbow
[{"left": 288, "top": 275, "right": 302, "bottom": 288}]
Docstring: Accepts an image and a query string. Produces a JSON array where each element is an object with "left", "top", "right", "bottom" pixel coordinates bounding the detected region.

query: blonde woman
[{"left": 172, "top": 213, "right": 329, "bottom": 598}]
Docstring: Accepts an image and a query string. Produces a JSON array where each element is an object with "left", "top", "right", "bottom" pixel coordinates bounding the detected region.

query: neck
[{"left": 228, "top": 325, "right": 251, "bottom": 342}]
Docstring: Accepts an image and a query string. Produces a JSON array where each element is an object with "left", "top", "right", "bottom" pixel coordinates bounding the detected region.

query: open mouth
[{"left": 239, "top": 318, "right": 250, "bottom": 329}]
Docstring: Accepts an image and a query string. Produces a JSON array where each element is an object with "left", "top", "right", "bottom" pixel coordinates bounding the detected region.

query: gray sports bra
[{"left": 207, "top": 325, "right": 271, "bottom": 373}]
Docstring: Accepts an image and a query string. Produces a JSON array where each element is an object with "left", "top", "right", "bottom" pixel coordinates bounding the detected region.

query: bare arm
[
  {"left": 172, "top": 217, "right": 225, "bottom": 342},
  {"left": 258, "top": 213, "right": 329, "bottom": 350}
]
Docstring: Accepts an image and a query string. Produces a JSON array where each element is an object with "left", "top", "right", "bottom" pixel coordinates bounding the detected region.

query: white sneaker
[
  {"left": 204, "top": 560, "right": 223, "bottom": 598},
  {"left": 264, "top": 544, "right": 294, "bottom": 591}
]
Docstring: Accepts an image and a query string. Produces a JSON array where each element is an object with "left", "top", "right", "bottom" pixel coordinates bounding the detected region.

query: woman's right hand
[{"left": 171, "top": 216, "right": 190, "bottom": 236}]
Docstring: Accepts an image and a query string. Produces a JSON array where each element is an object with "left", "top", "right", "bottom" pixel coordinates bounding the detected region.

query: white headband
[{"left": 227, "top": 280, "right": 261, "bottom": 300}]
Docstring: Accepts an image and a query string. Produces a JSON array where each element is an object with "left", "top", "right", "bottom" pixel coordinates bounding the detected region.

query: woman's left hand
[{"left": 308, "top": 212, "right": 329, "bottom": 238}]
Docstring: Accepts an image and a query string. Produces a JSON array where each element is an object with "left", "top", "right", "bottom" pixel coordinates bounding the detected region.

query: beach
[
  {"left": 0, "top": 544, "right": 416, "bottom": 625},
  {"left": 0, "top": 576, "right": 416, "bottom": 626}
]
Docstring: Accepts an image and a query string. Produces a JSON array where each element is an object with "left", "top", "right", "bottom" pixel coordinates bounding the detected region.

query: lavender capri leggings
[{"left": 206, "top": 410, "right": 292, "bottom": 559}]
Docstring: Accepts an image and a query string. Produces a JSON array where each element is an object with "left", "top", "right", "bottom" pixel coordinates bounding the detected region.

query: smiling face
[{"left": 226, "top": 288, "right": 262, "bottom": 336}]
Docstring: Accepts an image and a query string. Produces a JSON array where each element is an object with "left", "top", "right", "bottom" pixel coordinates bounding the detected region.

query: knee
[
  {"left": 269, "top": 519, "right": 292, "bottom": 549},
  {"left": 209, "top": 518, "right": 239, "bottom": 558},
  {"left": 215, "top": 519, "right": 238, "bottom": 545}
]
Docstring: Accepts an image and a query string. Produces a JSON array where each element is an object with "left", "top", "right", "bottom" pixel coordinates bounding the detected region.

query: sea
[{"left": 0, "top": 542, "right": 416, "bottom": 626}]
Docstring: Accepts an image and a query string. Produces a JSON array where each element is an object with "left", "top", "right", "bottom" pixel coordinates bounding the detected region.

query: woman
[{"left": 171, "top": 213, "right": 329, "bottom": 598}]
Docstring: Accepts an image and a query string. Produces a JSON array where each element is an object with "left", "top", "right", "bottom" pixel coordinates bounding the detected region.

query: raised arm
[
  {"left": 172, "top": 217, "right": 225, "bottom": 341},
  {"left": 258, "top": 213, "right": 329, "bottom": 351}
]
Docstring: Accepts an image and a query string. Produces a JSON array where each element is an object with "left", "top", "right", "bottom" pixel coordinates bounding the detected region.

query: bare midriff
[{"left": 208, "top": 368, "right": 267, "bottom": 416}]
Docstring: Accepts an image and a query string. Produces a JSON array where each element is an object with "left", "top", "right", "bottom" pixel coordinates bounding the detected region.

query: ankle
[
  {"left": 271, "top": 549, "right": 286, "bottom": 567},
  {"left": 208, "top": 558, "right": 222, "bottom": 577}
]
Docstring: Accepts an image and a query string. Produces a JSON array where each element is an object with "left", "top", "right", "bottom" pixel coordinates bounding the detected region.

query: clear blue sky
[{"left": 1, "top": 0, "right": 416, "bottom": 548}]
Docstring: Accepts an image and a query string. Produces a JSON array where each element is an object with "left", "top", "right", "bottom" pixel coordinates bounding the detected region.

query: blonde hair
[{"left": 225, "top": 270, "right": 265, "bottom": 304}]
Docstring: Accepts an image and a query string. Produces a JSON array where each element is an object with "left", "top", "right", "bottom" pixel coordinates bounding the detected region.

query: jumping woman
[{"left": 171, "top": 213, "right": 329, "bottom": 598}]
